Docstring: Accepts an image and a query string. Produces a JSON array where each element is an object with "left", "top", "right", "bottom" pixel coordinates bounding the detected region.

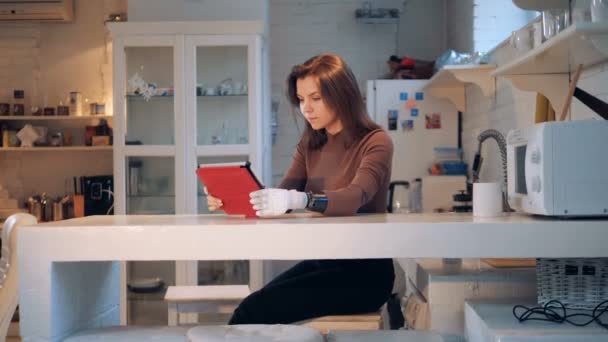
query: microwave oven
[{"left": 507, "top": 120, "right": 608, "bottom": 217}]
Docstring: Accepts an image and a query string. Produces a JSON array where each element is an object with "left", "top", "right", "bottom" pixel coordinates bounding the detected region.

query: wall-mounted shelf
[
  {"left": 512, "top": 0, "right": 568, "bottom": 11},
  {"left": 423, "top": 64, "right": 497, "bottom": 112},
  {"left": 492, "top": 22, "right": 608, "bottom": 115},
  {"left": 0, "top": 115, "right": 113, "bottom": 121},
  {"left": 0, "top": 146, "right": 112, "bottom": 152}
]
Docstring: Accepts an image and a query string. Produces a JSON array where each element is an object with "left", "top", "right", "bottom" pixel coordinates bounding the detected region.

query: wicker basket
[{"left": 537, "top": 258, "right": 608, "bottom": 310}]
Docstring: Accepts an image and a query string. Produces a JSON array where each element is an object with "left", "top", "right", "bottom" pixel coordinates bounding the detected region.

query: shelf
[
  {"left": 492, "top": 22, "right": 608, "bottom": 116},
  {"left": 126, "top": 95, "right": 248, "bottom": 100},
  {"left": 0, "top": 115, "right": 113, "bottom": 121},
  {"left": 127, "top": 195, "right": 175, "bottom": 199},
  {"left": 492, "top": 22, "right": 608, "bottom": 76},
  {"left": 122, "top": 145, "right": 176, "bottom": 156},
  {"left": 196, "top": 144, "right": 249, "bottom": 156},
  {"left": 0, "top": 146, "right": 112, "bottom": 152},
  {"left": 423, "top": 64, "right": 497, "bottom": 112},
  {"left": 512, "top": 0, "right": 568, "bottom": 11}
]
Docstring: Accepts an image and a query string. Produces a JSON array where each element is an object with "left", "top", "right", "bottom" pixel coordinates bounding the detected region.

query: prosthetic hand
[{"left": 249, "top": 188, "right": 308, "bottom": 217}]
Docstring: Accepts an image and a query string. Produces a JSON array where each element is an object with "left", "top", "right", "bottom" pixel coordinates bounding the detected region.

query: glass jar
[{"left": 591, "top": 0, "right": 608, "bottom": 22}]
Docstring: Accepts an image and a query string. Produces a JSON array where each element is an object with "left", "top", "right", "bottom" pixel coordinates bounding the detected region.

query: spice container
[
  {"left": 69, "top": 91, "right": 83, "bottom": 116},
  {"left": 0, "top": 103, "right": 9, "bottom": 116},
  {"left": 13, "top": 90, "right": 25, "bottom": 116}
]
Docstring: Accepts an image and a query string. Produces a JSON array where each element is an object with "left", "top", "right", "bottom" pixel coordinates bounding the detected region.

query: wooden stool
[
  {"left": 164, "top": 285, "right": 250, "bottom": 326},
  {"left": 63, "top": 326, "right": 189, "bottom": 341},
  {"left": 301, "top": 311, "right": 383, "bottom": 334},
  {"left": 187, "top": 325, "right": 324, "bottom": 342}
]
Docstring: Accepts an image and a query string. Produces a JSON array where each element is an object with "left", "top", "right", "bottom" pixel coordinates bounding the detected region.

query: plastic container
[
  {"left": 441, "top": 161, "right": 468, "bottom": 175},
  {"left": 433, "top": 147, "right": 462, "bottom": 161}
]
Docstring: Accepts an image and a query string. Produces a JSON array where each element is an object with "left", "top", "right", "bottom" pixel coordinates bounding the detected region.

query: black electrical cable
[{"left": 512, "top": 300, "right": 608, "bottom": 329}]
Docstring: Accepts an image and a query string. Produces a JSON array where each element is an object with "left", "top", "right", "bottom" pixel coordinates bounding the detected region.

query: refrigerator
[
  {"left": 367, "top": 80, "right": 460, "bottom": 182},
  {"left": 366, "top": 80, "right": 466, "bottom": 212}
]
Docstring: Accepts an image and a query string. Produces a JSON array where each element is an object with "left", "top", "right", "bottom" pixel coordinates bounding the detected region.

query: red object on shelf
[{"left": 196, "top": 162, "right": 264, "bottom": 218}]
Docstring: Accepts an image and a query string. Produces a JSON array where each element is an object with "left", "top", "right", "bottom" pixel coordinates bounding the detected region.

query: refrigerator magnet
[
  {"left": 410, "top": 108, "right": 419, "bottom": 117},
  {"left": 399, "top": 92, "right": 408, "bottom": 101},
  {"left": 425, "top": 113, "right": 441, "bottom": 129},
  {"left": 415, "top": 92, "right": 424, "bottom": 101},
  {"left": 387, "top": 110, "right": 398, "bottom": 130},
  {"left": 401, "top": 119, "right": 414, "bottom": 132},
  {"left": 405, "top": 98, "right": 417, "bottom": 110}
]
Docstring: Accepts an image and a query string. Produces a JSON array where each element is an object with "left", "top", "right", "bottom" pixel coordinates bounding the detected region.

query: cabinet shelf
[
  {"left": 492, "top": 22, "right": 608, "bottom": 76},
  {"left": 196, "top": 144, "right": 249, "bottom": 156},
  {"left": 423, "top": 64, "right": 497, "bottom": 112},
  {"left": 126, "top": 95, "right": 248, "bottom": 100},
  {"left": 491, "top": 22, "right": 608, "bottom": 116},
  {"left": 0, "top": 146, "right": 112, "bottom": 152},
  {"left": 0, "top": 115, "right": 113, "bottom": 121}
]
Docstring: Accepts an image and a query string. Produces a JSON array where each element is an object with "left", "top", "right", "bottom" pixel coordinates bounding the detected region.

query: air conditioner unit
[{"left": 0, "top": 0, "right": 74, "bottom": 22}]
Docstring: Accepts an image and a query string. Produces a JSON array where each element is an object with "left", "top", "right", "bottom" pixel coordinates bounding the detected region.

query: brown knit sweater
[{"left": 279, "top": 128, "right": 393, "bottom": 216}]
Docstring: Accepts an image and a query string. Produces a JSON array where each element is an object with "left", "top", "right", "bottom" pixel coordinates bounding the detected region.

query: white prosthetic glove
[{"left": 249, "top": 188, "right": 308, "bottom": 217}]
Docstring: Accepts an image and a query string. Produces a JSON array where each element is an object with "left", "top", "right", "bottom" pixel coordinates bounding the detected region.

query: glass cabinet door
[
  {"left": 125, "top": 46, "right": 175, "bottom": 145},
  {"left": 117, "top": 40, "right": 179, "bottom": 326},
  {"left": 126, "top": 156, "right": 175, "bottom": 215},
  {"left": 191, "top": 38, "right": 257, "bottom": 290},
  {"left": 195, "top": 45, "right": 249, "bottom": 147}
]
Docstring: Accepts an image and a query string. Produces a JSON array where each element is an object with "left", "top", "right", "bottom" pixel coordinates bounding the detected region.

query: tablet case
[{"left": 196, "top": 162, "right": 263, "bottom": 217}]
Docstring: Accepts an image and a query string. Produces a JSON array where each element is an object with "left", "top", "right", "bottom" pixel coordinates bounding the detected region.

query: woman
[{"left": 207, "top": 53, "right": 394, "bottom": 325}]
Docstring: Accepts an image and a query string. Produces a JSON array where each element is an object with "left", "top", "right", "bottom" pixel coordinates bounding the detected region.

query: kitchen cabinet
[{"left": 107, "top": 21, "right": 269, "bottom": 325}]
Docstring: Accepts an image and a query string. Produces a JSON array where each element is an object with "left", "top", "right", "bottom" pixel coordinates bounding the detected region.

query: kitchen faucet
[{"left": 470, "top": 129, "right": 511, "bottom": 212}]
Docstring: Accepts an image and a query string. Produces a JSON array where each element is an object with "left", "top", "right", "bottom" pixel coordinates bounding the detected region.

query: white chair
[
  {"left": 187, "top": 324, "right": 324, "bottom": 342},
  {"left": 326, "top": 330, "right": 445, "bottom": 342},
  {"left": 63, "top": 326, "right": 189, "bottom": 341},
  {"left": 0, "top": 213, "right": 37, "bottom": 341},
  {"left": 164, "top": 284, "right": 251, "bottom": 325}
]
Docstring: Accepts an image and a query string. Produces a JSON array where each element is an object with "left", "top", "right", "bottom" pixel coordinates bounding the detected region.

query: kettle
[{"left": 388, "top": 180, "right": 410, "bottom": 213}]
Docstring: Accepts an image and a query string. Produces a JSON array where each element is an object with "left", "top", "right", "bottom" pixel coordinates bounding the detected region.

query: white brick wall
[
  {"left": 269, "top": 0, "right": 445, "bottom": 186},
  {"left": 0, "top": 0, "right": 115, "bottom": 207}
]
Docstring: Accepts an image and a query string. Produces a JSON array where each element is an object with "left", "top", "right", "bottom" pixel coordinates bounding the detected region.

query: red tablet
[{"left": 196, "top": 161, "right": 264, "bottom": 217}]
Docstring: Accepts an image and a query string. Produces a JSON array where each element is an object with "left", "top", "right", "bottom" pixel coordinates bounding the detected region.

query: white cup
[
  {"left": 205, "top": 87, "right": 216, "bottom": 96},
  {"left": 473, "top": 182, "right": 503, "bottom": 217}
]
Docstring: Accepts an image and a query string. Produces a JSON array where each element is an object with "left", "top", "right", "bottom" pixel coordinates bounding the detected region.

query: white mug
[
  {"left": 510, "top": 28, "right": 532, "bottom": 52},
  {"left": 205, "top": 87, "right": 216, "bottom": 96},
  {"left": 473, "top": 182, "right": 504, "bottom": 217}
]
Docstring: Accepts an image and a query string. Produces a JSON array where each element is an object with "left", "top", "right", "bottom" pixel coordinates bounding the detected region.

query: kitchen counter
[{"left": 16, "top": 212, "right": 608, "bottom": 341}]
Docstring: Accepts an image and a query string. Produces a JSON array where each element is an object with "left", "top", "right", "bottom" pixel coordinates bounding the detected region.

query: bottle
[
  {"left": 13, "top": 90, "right": 25, "bottom": 116},
  {"left": 409, "top": 178, "right": 422, "bottom": 213},
  {"left": 1, "top": 124, "right": 8, "bottom": 147}
]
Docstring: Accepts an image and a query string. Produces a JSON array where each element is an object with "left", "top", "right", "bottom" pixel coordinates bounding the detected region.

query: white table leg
[{"left": 19, "top": 260, "right": 120, "bottom": 341}]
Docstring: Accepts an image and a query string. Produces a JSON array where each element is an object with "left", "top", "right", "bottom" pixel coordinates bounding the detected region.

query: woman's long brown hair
[{"left": 287, "top": 53, "right": 380, "bottom": 150}]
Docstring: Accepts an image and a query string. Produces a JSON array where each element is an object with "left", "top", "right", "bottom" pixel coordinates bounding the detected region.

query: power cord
[
  {"left": 101, "top": 189, "right": 114, "bottom": 215},
  {"left": 513, "top": 300, "right": 608, "bottom": 329}
]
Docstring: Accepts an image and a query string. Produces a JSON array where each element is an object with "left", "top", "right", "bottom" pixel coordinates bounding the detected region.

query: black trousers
[{"left": 228, "top": 258, "right": 395, "bottom": 325}]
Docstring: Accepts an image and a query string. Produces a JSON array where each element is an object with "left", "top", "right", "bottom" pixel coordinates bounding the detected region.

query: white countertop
[
  {"left": 16, "top": 212, "right": 608, "bottom": 341},
  {"left": 19, "top": 212, "right": 608, "bottom": 260}
]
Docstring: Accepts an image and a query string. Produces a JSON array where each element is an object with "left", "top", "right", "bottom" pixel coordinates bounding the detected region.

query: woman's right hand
[{"left": 204, "top": 187, "right": 223, "bottom": 211}]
